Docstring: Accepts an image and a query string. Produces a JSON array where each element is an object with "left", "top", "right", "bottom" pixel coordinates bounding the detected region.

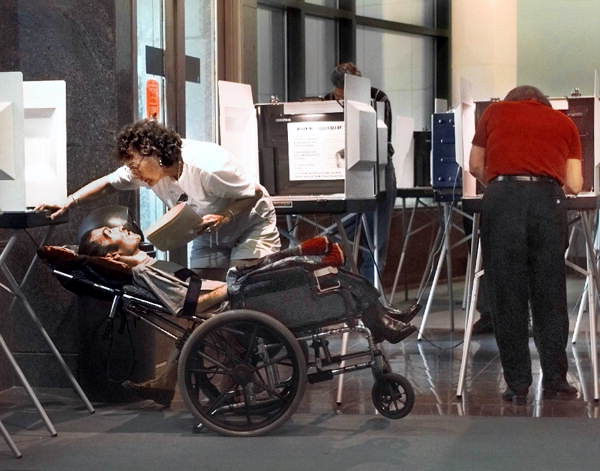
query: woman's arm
[
  {"left": 36, "top": 175, "right": 117, "bottom": 219},
  {"left": 564, "top": 158, "right": 583, "bottom": 195},
  {"left": 196, "top": 186, "right": 262, "bottom": 233}
]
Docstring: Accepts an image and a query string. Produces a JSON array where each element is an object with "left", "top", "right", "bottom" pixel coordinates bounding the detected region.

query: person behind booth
[
  {"left": 37, "top": 119, "right": 282, "bottom": 405},
  {"left": 77, "top": 225, "right": 417, "bottom": 405},
  {"left": 323, "top": 62, "right": 396, "bottom": 281},
  {"left": 469, "top": 85, "right": 583, "bottom": 403}
]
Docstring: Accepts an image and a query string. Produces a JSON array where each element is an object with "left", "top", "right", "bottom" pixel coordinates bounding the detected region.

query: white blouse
[{"left": 107, "top": 140, "right": 275, "bottom": 248}]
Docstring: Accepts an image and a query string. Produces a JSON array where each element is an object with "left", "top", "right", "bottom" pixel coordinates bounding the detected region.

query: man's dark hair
[
  {"left": 330, "top": 62, "right": 362, "bottom": 89},
  {"left": 78, "top": 229, "right": 119, "bottom": 257},
  {"left": 504, "top": 85, "right": 552, "bottom": 108},
  {"left": 115, "top": 119, "right": 182, "bottom": 167}
]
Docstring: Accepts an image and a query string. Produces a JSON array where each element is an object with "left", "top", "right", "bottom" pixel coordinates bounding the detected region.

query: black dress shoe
[
  {"left": 122, "top": 380, "right": 175, "bottom": 407},
  {"left": 381, "top": 324, "right": 417, "bottom": 344},
  {"left": 502, "top": 388, "right": 528, "bottom": 404},
  {"left": 362, "top": 306, "right": 417, "bottom": 344},
  {"left": 386, "top": 303, "right": 422, "bottom": 324},
  {"left": 543, "top": 382, "right": 578, "bottom": 398}
]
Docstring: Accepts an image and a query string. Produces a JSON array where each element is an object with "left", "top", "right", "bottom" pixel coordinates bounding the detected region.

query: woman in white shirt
[{"left": 38, "top": 119, "right": 281, "bottom": 281}]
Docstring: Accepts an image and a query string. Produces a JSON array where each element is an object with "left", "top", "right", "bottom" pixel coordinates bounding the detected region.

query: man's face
[
  {"left": 89, "top": 225, "right": 141, "bottom": 256},
  {"left": 333, "top": 87, "right": 344, "bottom": 100}
]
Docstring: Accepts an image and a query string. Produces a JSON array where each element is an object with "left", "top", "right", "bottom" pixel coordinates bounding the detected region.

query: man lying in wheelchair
[{"left": 39, "top": 222, "right": 419, "bottom": 436}]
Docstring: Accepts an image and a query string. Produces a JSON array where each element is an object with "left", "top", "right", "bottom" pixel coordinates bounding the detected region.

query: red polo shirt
[{"left": 472, "top": 99, "right": 582, "bottom": 184}]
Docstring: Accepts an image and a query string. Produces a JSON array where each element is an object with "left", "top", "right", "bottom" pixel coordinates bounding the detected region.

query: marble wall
[{"left": 0, "top": 0, "right": 154, "bottom": 396}]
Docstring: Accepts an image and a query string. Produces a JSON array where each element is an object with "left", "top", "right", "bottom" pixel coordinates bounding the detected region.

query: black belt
[{"left": 493, "top": 175, "right": 559, "bottom": 185}]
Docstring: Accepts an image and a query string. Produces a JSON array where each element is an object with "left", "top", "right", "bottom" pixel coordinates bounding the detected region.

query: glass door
[
  {"left": 137, "top": 0, "right": 167, "bottom": 255},
  {"left": 135, "top": 0, "right": 217, "bottom": 261}
]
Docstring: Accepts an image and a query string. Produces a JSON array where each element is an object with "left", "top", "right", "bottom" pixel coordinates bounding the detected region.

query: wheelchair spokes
[
  {"left": 371, "top": 373, "right": 415, "bottom": 419},
  {"left": 178, "top": 310, "right": 307, "bottom": 436}
]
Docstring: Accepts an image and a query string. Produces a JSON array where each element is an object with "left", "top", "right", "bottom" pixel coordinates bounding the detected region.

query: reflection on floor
[
  {"left": 1, "top": 275, "right": 599, "bottom": 466},
  {"left": 296, "top": 274, "right": 599, "bottom": 419},
  {"left": 299, "top": 328, "right": 600, "bottom": 419}
]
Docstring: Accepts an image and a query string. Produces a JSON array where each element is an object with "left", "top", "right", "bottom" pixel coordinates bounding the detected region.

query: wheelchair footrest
[{"left": 307, "top": 370, "right": 334, "bottom": 383}]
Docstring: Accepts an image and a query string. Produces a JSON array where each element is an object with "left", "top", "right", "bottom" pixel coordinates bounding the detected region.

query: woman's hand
[
  {"left": 35, "top": 176, "right": 116, "bottom": 220},
  {"left": 35, "top": 197, "right": 75, "bottom": 220},
  {"left": 195, "top": 213, "right": 230, "bottom": 234}
]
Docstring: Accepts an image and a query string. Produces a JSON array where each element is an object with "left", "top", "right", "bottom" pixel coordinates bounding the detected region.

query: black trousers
[{"left": 480, "top": 180, "right": 569, "bottom": 391}]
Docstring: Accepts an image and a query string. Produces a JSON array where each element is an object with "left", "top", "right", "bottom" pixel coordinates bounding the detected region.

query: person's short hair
[
  {"left": 330, "top": 62, "right": 362, "bottom": 89},
  {"left": 504, "top": 85, "right": 552, "bottom": 108},
  {"left": 115, "top": 119, "right": 183, "bottom": 167},
  {"left": 78, "top": 229, "right": 119, "bottom": 257}
]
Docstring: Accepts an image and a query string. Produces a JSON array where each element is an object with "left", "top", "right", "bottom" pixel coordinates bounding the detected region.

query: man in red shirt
[{"left": 469, "top": 85, "right": 583, "bottom": 403}]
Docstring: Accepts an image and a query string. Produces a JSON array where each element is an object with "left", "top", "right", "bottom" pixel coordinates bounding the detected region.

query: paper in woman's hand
[{"left": 146, "top": 202, "right": 203, "bottom": 251}]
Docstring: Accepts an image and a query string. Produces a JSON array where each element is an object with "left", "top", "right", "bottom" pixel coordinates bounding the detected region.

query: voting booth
[
  {"left": 218, "top": 75, "right": 383, "bottom": 204},
  {"left": 0, "top": 71, "right": 67, "bottom": 212}
]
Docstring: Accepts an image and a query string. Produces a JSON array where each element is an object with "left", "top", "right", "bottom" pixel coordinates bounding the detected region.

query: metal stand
[
  {"left": 389, "top": 188, "right": 436, "bottom": 304},
  {"left": 580, "top": 210, "right": 600, "bottom": 400},
  {"left": 417, "top": 201, "right": 473, "bottom": 340},
  {"left": 0, "top": 215, "right": 95, "bottom": 426},
  {"left": 571, "top": 212, "right": 600, "bottom": 344},
  {"left": 456, "top": 212, "right": 481, "bottom": 397},
  {"left": 0, "top": 418, "right": 21, "bottom": 459}
]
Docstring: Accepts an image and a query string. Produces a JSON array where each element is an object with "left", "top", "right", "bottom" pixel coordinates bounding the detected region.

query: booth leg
[
  {"left": 1, "top": 265, "right": 95, "bottom": 414},
  {"left": 418, "top": 231, "right": 448, "bottom": 341},
  {"left": 0, "top": 419, "right": 22, "bottom": 459},
  {"left": 581, "top": 212, "right": 599, "bottom": 401},
  {"left": 0, "top": 333, "right": 56, "bottom": 437},
  {"left": 390, "top": 203, "right": 418, "bottom": 304},
  {"left": 572, "top": 280, "right": 588, "bottom": 344},
  {"left": 457, "top": 244, "right": 482, "bottom": 397}
]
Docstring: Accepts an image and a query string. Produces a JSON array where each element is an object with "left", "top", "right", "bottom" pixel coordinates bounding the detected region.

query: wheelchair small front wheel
[
  {"left": 178, "top": 309, "right": 307, "bottom": 437},
  {"left": 371, "top": 373, "right": 414, "bottom": 419}
]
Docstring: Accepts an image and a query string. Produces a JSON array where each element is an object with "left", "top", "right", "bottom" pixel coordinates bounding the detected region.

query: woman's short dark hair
[
  {"left": 504, "top": 85, "right": 552, "bottom": 108},
  {"left": 78, "top": 229, "right": 118, "bottom": 257},
  {"left": 331, "top": 62, "right": 362, "bottom": 89},
  {"left": 115, "top": 119, "right": 182, "bottom": 167}
]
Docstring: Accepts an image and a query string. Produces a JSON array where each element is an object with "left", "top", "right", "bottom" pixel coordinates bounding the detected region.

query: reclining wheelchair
[{"left": 40, "top": 238, "right": 416, "bottom": 437}]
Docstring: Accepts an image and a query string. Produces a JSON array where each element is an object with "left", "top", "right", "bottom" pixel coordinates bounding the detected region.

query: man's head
[
  {"left": 116, "top": 119, "right": 183, "bottom": 186},
  {"left": 79, "top": 225, "right": 141, "bottom": 257},
  {"left": 504, "top": 85, "right": 552, "bottom": 108},
  {"left": 330, "top": 62, "right": 362, "bottom": 100}
]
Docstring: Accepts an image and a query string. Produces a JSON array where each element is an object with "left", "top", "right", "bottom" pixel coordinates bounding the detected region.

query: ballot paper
[
  {"left": 146, "top": 202, "right": 202, "bottom": 251},
  {"left": 287, "top": 121, "right": 345, "bottom": 181}
]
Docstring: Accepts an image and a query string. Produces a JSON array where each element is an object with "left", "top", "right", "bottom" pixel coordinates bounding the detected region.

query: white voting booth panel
[
  {"left": 0, "top": 102, "right": 17, "bottom": 180},
  {"left": 345, "top": 100, "right": 376, "bottom": 171},
  {"left": 376, "top": 102, "right": 388, "bottom": 193},
  {"left": 394, "top": 115, "right": 416, "bottom": 189},
  {"left": 218, "top": 80, "right": 259, "bottom": 183},
  {"left": 23, "top": 81, "right": 67, "bottom": 208},
  {"left": 455, "top": 78, "right": 477, "bottom": 197},
  {"left": 0, "top": 72, "right": 67, "bottom": 211},
  {"left": 0, "top": 72, "right": 26, "bottom": 211},
  {"left": 344, "top": 75, "right": 376, "bottom": 200}
]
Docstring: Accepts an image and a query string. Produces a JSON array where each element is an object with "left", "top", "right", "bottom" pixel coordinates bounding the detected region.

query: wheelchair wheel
[
  {"left": 371, "top": 373, "right": 414, "bottom": 419},
  {"left": 178, "top": 309, "right": 307, "bottom": 436}
]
